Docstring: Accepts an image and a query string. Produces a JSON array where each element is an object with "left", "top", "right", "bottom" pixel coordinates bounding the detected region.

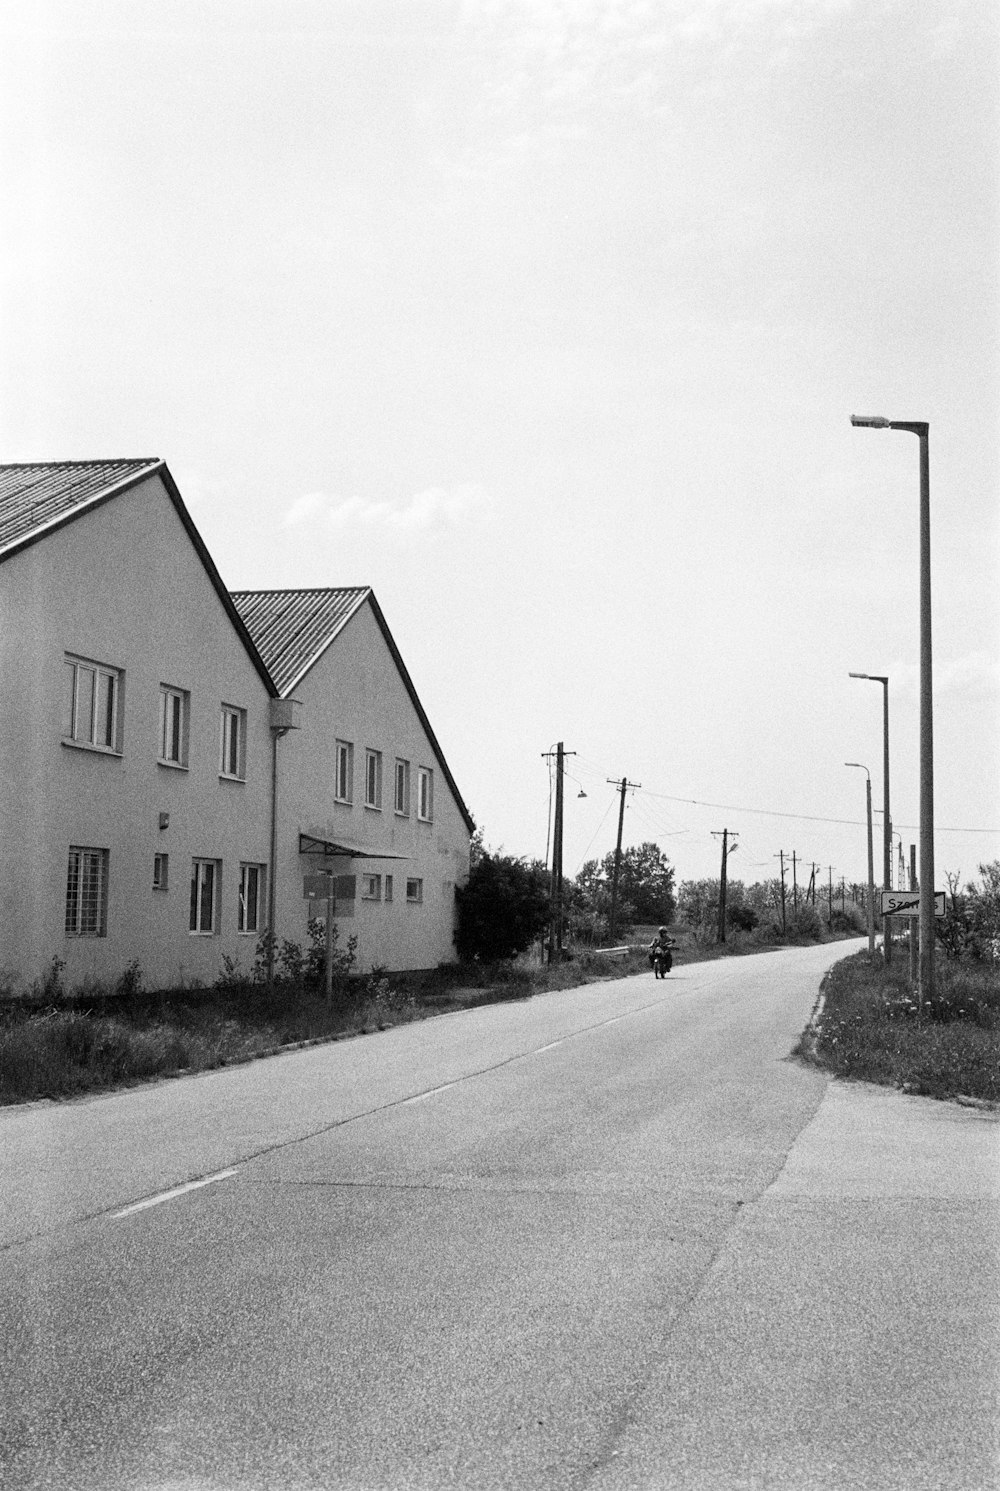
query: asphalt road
[{"left": 2, "top": 940, "right": 997, "bottom": 1490}]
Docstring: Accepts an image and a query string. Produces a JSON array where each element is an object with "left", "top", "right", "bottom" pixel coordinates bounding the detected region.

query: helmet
[{"left": 658, "top": 926, "right": 668, "bottom": 935}]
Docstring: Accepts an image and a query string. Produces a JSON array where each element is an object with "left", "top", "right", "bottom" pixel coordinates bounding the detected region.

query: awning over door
[{"left": 298, "top": 831, "right": 410, "bottom": 860}]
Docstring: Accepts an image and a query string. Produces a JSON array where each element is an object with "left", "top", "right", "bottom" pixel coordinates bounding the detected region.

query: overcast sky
[{"left": 4, "top": 0, "right": 998, "bottom": 893}]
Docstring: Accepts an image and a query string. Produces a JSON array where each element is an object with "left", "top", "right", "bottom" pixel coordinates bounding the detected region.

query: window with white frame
[
  {"left": 153, "top": 853, "right": 168, "bottom": 891},
  {"left": 189, "top": 858, "right": 219, "bottom": 934},
  {"left": 66, "top": 847, "right": 108, "bottom": 936},
  {"left": 335, "top": 740, "right": 353, "bottom": 803},
  {"left": 238, "top": 863, "right": 264, "bottom": 933},
  {"left": 159, "top": 685, "right": 190, "bottom": 767},
  {"left": 364, "top": 749, "right": 383, "bottom": 810},
  {"left": 417, "top": 766, "right": 434, "bottom": 822},
  {"left": 362, "top": 872, "right": 382, "bottom": 901},
  {"left": 220, "top": 705, "right": 246, "bottom": 780},
  {"left": 384, "top": 874, "right": 393, "bottom": 903},
  {"left": 64, "top": 656, "right": 122, "bottom": 752},
  {"left": 406, "top": 877, "right": 423, "bottom": 904},
  {"left": 394, "top": 758, "right": 410, "bottom": 816}
]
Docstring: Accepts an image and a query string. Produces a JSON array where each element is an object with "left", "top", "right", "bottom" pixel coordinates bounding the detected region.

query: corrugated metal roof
[
  {"left": 234, "top": 586, "right": 475, "bottom": 833},
  {"left": 0, "top": 459, "right": 163, "bottom": 557},
  {"left": 231, "top": 587, "right": 370, "bottom": 696}
]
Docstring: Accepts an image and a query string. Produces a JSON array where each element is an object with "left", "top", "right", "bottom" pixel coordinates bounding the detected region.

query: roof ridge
[
  {"left": 231, "top": 584, "right": 369, "bottom": 597},
  {"left": 0, "top": 458, "right": 161, "bottom": 470}
]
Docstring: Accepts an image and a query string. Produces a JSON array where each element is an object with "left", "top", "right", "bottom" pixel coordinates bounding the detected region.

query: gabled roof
[
  {"left": 230, "top": 586, "right": 370, "bottom": 696},
  {"left": 0, "top": 459, "right": 163, "bottom": 557},
  {"left": 232, "top": 587, "right": 475, "bottom": 834},
  {"left": 0, "top": 459, "right": 276, "bottom": 695}
]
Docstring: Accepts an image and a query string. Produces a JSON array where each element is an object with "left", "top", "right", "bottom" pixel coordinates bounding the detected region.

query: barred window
[{"left": 66, "top": 847, "right": 108, "bottom": 936}]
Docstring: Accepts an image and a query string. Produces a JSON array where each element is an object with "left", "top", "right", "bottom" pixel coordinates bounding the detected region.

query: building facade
[
  {"left": 0, "top": 461, "right": 472, "bottom": 993},
  {"left": 234, "top": 588, "right": 474, "bottom": 975}
]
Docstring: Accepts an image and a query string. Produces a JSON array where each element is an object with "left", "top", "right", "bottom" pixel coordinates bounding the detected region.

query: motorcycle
[{"left": 649, "top": 941, "right": 674, "bottom": 978}]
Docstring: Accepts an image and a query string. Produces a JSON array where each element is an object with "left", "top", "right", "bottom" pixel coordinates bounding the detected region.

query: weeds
[{"left": 797, "top": 950, "right": 1000, "bottom": 1103}]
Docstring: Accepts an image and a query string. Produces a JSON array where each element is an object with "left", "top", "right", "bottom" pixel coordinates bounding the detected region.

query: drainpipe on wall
[{"left": 267, "top": 698, "right": 301, "bottom": 983}]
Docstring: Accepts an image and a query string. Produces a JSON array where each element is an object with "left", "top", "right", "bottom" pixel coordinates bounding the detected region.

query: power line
[
  {"left": 570, "top": 754, "right": 997, "bottom": 836},
  {"left": 639, "top": 789, "right": 997, "bottom": 834}
]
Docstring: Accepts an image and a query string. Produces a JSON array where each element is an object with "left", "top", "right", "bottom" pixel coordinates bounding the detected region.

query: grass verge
[
  {"left": 795, "top": 950, "right": 1000, "bottom": 1104},
  {"left": 0, "top": 947, "right": 657, "bottom": 1106}
]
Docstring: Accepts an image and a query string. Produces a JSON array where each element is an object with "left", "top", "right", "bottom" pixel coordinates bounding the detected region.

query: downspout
[
  {"left": 268, "top": 726, "right": 281, "bottom": 981},
  {"left": 266, "top": 697, "right": 300, "bottom": 982}
]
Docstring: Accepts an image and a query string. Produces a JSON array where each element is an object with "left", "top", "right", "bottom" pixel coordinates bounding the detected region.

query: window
[
  {"left": 335, "top": 740, "right": 353, "bottom": 803},
  {"left": 417, "top": 767, "right": 434, "bottom": 822},
  {"left": 153, "top": 853, "right": 168, "bottom": 891},
  {"left": 64, "top": 657, "right": 121, "bottom": 752},
  {"left": 406, "top": 877, "right": 423, "bottom": 904},
  {"left": 159, "top": 686, "right": 189, "bottom": 767},
  {"left": 66, "top": 847, "right": 108, "bottom": 936},
  {"left": 394, "top": 759, "right": 410, "bottom": 816},
  {"left": 189, "top": 858, "right": 219, "bottom": 934},
  {"left": 385, "top": 874, "right": 393, "bottom": 903},
  {"left": 364, "top": 749, "right": 383, "bottom": 809},
  {"left": 220, "top": 706, "right": 246, "bottom": 780},
  {"left": 239, "top": 863, "right": 264, "bottom": 933},
  {"left": 362, "top": 872, "right": 382, "bottom": 901}
]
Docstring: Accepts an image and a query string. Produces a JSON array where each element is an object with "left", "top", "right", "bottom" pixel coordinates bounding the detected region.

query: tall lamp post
[
  {"left": 850, "top": 415, "right": 934, "bottom": 1005},
  {"left": 849, "top": 671, "right": 891, "bottom": 962},
  {"left": 846, "top": 762, "right": 876, "bottom": 955}
]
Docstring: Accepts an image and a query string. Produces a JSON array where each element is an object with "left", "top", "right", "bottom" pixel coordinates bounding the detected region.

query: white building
[{"left": 0, "top": 460, "right": 472, "bottom": 992}]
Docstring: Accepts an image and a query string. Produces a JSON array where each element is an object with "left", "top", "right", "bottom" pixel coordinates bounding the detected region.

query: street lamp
[
  {"left": 850, "top": 415, "right": 934, "bottom": 1005},
  {"left": 849, "top": 671, "right": 891, "bottom": 962},
  {"left": 846, "top": 763, "right": 876, "bottom": 955}
]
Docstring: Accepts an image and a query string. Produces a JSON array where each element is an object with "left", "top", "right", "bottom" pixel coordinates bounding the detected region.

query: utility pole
[
  {"left": 909, "top": 845, "right": 918, "bottom": 986},
  {"left": 774, "top": 852, "right": 788, "bottom": 935},
  {"left": 827, "top": 866, "right": 834, "bottom": 926},
  {"left": 807, "top": 862, "right": 818, "bottom": 906},
  {"left": 712, "top": 829, "right": 738, "bottom": 942},
  {"left": 607, "top": 777, "right": 641, "bottom": 946},
  {"left": 791, "top": 851, "right": 799, "bottom": 913},
  {"left": 542, "top": 743, "right": 576, "bottom": 962}
]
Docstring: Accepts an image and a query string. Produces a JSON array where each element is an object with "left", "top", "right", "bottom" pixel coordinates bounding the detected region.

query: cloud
[
  {"left": 936, "top": 652, "right": 1000, "bottom": 698},
  {"left": 882, "top": 653, "right": 1000, "bottom": 701},
  {"left": 282, "top": 484, "right": 493, "bottom": 534}
]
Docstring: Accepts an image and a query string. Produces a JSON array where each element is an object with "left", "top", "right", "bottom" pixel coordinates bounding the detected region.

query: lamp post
[
  {"left": 848, "top": 671, "right": 891, "bottom": 962},
  {"left": 850, "top": 415, "right": 934, "bottom": 1005},
  {"left": 846, "top": 762, "right": 876, "bottom": 955}
]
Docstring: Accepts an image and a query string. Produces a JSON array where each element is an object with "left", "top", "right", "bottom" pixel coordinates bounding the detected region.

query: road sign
[
  {"left": 303, "top": 873, "right": 334, "bottom": 900},
  {"left": 880, "top": 890, "right": 946, "bottom": 917}
]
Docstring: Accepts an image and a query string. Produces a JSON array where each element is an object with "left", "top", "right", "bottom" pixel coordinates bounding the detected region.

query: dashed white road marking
[
  {"left": 402, "top": 1082, "right": 459, "bottom": 1105},
  {"left": 114, "top": 1168, "right": 239, "bottom": 1219}
]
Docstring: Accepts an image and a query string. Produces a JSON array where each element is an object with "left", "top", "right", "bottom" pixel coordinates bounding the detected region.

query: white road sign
[{"left": 880, "top": 890, "right": 947, "bottom": 917}]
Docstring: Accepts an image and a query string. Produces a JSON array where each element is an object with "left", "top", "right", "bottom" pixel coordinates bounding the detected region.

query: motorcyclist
[{"left": 648, "top": 926, "right": 675, "bottom": 971}]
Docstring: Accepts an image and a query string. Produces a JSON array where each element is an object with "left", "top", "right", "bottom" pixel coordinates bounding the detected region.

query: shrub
[
  {"left": 787, "top": 905, "right": 823, "bottom": 942},
  {"left": 455, "top": 853, "right": 550, "bottom": 963},
  {"left": 115, "top": 960, "right": 144, "bottom": 998}
]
